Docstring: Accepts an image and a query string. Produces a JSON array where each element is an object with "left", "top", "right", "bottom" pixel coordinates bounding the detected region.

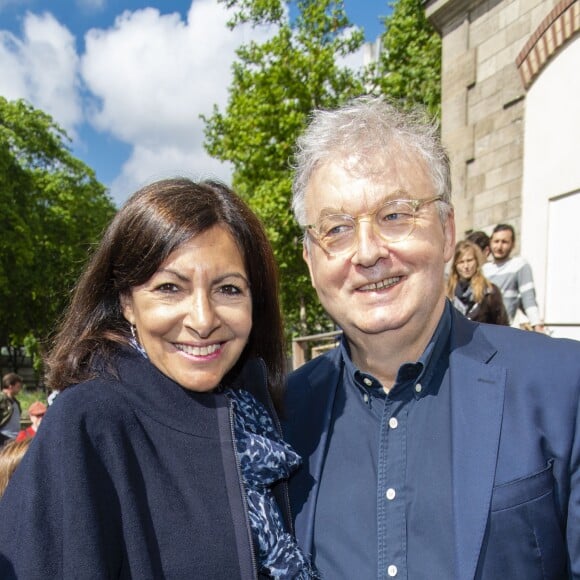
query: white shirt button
[
  {"left": 363, "top": 393, "right": 369, "bottom": 404},
  {"left": 415, "top": 383, "right": 423, "bottom": 393},
  {"left": 388, "top": 564, "right": 398, "bottom": 577},
  {"left": 389, "top": 417, "right": 398, "bottom": 429},
  {"left": 385, "top": 488, "right": 396, "bottom": 500},
  {"left": 363, "top": 377, "right": 373, "bottom": 387}
]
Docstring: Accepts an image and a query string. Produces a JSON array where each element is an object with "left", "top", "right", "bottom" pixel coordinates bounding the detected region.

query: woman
[
  {"left": 0, "top": 439, "right": 31, "bottom": 498},
  {"left": 447, "top": 240, "right": 509, "bottom": 325},
  {"left": 0, "top": 178, "right": 315, "bottom": 579}
]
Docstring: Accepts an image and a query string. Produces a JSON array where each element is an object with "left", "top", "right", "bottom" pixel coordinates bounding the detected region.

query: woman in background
[
  {"left": 447, "top": 240, "right": 509, "bottom": 326},
  {"left": 0, "top": 178, "right": 315, "bottom": 579},
  {"left": 0, "top": 439, "right": 31, "bottom": 498}
]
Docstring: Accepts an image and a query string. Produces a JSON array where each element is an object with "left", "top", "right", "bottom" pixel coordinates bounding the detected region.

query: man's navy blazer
[{"left": 284, "top": 308, "right": 580, "bottom": 579}]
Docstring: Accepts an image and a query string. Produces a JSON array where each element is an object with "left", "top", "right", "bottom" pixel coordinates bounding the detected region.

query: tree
[
  {"left": 204, "top": 0, "right": 365, "bottom": 339},
  {"left": 0, "top": 97, "right": 116, "bottom": 376},
  {"left": 369, "top": 0, "right": 441, "bottom": 117}
]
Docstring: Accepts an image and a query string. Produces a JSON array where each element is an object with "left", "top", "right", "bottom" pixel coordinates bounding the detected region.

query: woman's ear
[{"left": 120, "top": 293, "right": 135, "bottom": 325}]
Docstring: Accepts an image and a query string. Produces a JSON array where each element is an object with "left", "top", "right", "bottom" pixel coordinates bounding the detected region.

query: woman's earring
[{"left": 130, "top": 324, "right": 148, "bottom": 358}]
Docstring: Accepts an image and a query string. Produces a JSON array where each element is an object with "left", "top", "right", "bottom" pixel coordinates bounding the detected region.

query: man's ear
[
  {"left": 443, "top": 207, "right": 456, "bottom": 263},
  {"left": 302, "top": 240, "right": 316, "bottom": 288},
  {"left": 120, "top": 293, "right": 135, "bottom": 325}
]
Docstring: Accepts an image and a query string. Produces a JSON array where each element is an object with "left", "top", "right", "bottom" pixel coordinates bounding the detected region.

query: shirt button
[
  {"left": 389, "top": 417, "right": 398, "bottom": 429},
  {"left": 415, "top": 383, "right": 423, "bottom": 394},
  {"left": 385, "top": 488, "right": 396, "bottom": 500},
  {"left": 363, "top": 377, "right": 373, "bottom": 387},
  {"left": 388, "top": 564, "right": 398, "bottom": 577},
  {"left": 363, "top": 393, "right": 369, "bottom": 404}
]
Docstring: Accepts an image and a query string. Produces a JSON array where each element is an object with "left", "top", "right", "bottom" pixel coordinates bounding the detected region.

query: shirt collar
[{"left": 340, "top": 300, "right": 452, "bottom": 399}]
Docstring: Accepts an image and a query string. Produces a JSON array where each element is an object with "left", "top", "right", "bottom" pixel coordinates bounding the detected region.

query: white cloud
[
  {"left": 0, "top": 0, "right": 281, "bottom": 205},
  {"left": 0, "top": 12, "right": 82, "bottom": 135},
  {"left": 110, "top": 143, "right": 233, "bottom": 204},
  {"left": 339, "top": 43, "right": 366, "bottom": 72},
  {"left": 336, "top": 26, "right": 369, "bottom": 72},
  {"left": 81, "top": 0, "right": 277, "bottom": 204}
]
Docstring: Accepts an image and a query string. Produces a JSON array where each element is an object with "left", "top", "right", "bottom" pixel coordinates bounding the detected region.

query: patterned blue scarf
[{"left": 225, "top": 389, "right": 318, "bottom": 579}]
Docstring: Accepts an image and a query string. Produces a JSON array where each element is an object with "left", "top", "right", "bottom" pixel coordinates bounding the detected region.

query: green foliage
[
  {"left": 23, "top": 333, "right": 43, "bottom": 382},
  {"left": 369, "top": 0, "right": 442, "bottom": 117},
  {"left": 204, "top": 0, "right": 365, "bottom": 338},
  {"left": 18, "top": 390, "right": 48, "bottom": 414},
  {"left": 0, "top": 97, "right": 116, "bottom": 365}
]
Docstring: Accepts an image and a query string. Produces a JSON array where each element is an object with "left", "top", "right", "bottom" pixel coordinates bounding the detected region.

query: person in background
[
  {"left": 15, "top": 401, "right": 47, "bottom": 441},
  {"left": 466, "top": 230, "right": 491, "bottom": 259},
  {"left": 482, "top": 223, "right": 545, "bottom": 332},
  {"left": 284, "top": 95, "right": 580, "bottom": 579},
  {"left": 0, "top": 178, "right": 315, "bottom": 579},
  {"left": 0, "top": 438, "right": 31, "bottom": 498},
  {"left": 0, "top": 374, "right": 23, "bottom": 447},
  {"left": 447, "top": 240, "right": 508, "bottom": 325}
]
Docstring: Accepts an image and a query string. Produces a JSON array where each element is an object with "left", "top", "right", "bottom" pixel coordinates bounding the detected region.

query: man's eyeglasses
[{"left": 304, "top": 195, "right": 444, "bottom": 256}]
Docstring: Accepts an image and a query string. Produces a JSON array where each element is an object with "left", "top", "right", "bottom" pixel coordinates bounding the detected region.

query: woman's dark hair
[{"left": 45, "top": 178, "right": 285, "bottom": 405}]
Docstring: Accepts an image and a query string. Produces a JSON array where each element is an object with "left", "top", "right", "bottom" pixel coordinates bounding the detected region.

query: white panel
[
  {"left": 545, "top": 192, "right": 580, "bottom": 338},
  {"left": 521, "top": 37, "right": 580, "bottom": 341}
]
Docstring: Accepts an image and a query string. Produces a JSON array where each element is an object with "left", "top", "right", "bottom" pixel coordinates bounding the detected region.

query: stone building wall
[{"left": 425, "top": 0, "right": 560, "bottom": 242}]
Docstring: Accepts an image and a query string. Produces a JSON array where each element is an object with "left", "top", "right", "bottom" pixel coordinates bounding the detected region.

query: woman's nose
[{"left": 184, "top": 292, "right": 219, "bottom": 337}]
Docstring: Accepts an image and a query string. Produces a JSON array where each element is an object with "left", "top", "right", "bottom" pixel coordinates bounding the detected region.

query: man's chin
[{"left": 352, "top": 317, "right": 408, "bottom": 337}]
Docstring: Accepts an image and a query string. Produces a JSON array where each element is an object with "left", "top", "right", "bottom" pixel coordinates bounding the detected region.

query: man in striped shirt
[{"left": 482, "top": 224, "right": 545, "bottom": 332}]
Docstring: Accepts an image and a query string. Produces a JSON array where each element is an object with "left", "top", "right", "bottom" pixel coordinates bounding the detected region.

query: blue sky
[{"left": 0, "top": 0, "right": 390, "bottom": 205}]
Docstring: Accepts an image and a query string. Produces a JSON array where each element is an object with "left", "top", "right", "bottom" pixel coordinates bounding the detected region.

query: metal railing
[{"left": 291, "top": 330, "right": 342, "bottom": 369}]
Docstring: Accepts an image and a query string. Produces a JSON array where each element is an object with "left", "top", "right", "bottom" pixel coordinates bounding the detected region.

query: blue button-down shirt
[{"left": 312, "top": 302, "right": 454, "bottom": 579}]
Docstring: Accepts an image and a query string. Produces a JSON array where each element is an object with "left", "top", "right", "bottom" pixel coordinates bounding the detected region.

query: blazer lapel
[{"left": 449, "top": 313, "right": 506, "bottom": 580}]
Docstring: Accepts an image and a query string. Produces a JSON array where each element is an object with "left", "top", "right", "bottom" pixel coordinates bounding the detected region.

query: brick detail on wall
[{"left": 517, "top": 0, "right": 580, "bottom": 88}]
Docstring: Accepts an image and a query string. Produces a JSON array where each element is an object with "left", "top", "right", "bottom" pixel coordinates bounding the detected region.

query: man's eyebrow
[{"left": 316, "top": 189, "right": 410, "bottom": 217}]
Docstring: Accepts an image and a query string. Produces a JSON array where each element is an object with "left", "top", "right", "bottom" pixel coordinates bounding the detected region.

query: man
[
  {"left": 15, "top": 401, "right": 46, "bottom": 441},
  {"left": 0, "top": 374, "right": 23, "bottom": 447},
  {"left": 284, "top": 96, "right": 580, "bottom": 579},
  {"left": 482, "top": 223, "right": 544, "bottom": 332},
  {"left": 466, "top": 230, "right": 491, "bottom": 259}
]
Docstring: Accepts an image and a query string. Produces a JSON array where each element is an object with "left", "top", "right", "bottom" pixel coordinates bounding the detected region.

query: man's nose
[{"left": 351, "top": 219, "right": 389, "bottom": 266}]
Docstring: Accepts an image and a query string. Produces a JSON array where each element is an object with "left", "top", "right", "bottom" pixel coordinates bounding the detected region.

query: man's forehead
[
  {"left": 313, "top": 148, "right": 427, "bottom": 178},
  {"left": 315, "top": 189, "right": 412, "bottom": 216},
  {"left": 492, "top": 230, "right": 513, "bottom": 241},
  {"left": 304, "top": 154, "right": 433, "bottom": 211}
]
